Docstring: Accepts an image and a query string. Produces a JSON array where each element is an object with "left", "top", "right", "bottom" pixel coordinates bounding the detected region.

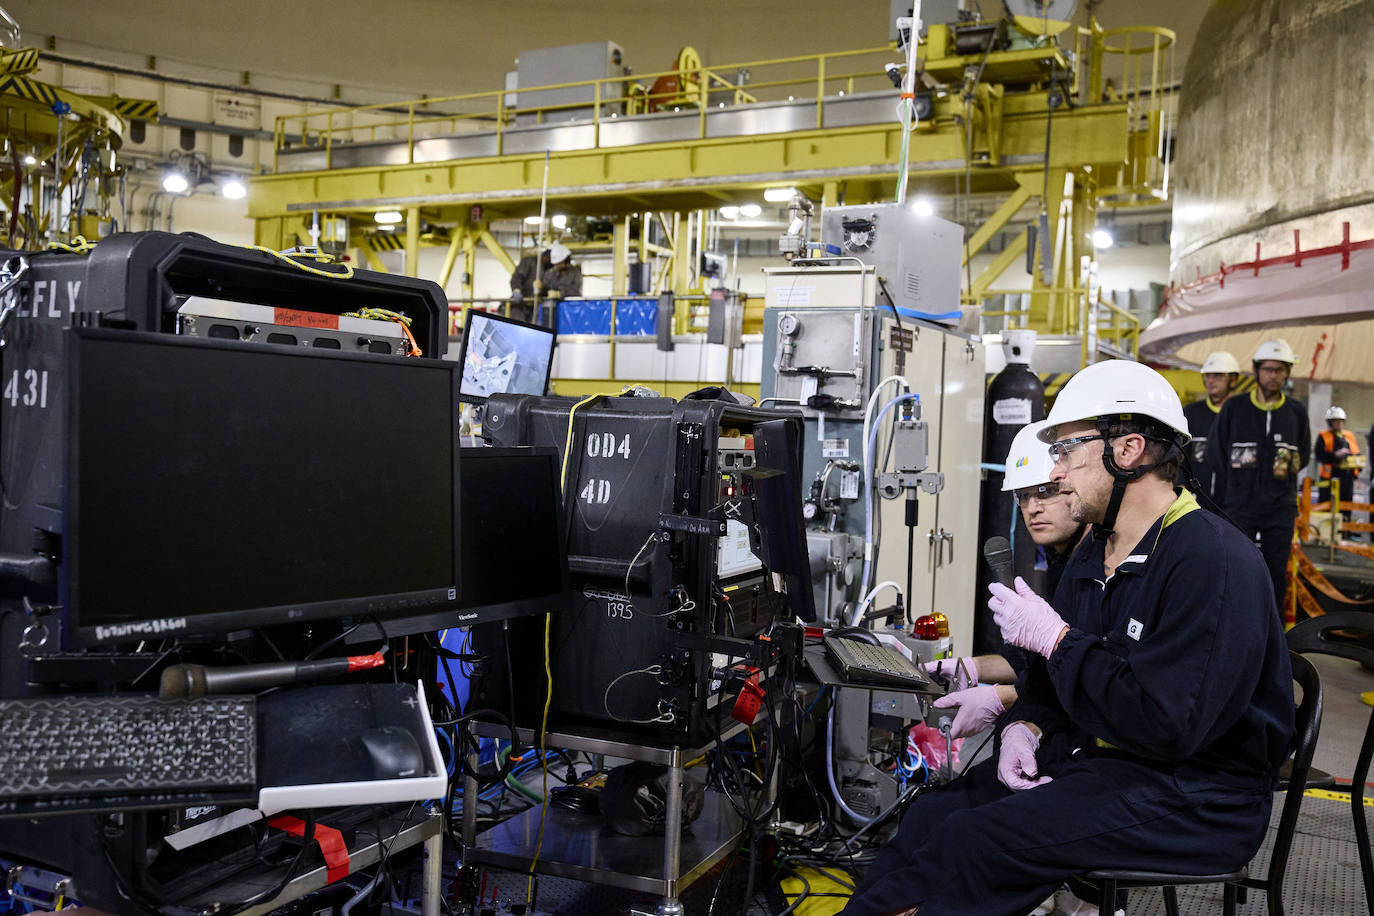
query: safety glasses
[
  {"left": 1048, "top": 433, "right": 1110, "bottom": 466},
  {"left": 1014, "top": 481, "right": 1064, "bottom": 506}
]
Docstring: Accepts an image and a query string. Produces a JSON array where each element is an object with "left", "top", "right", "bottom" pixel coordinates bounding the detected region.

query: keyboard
[
  {"left": 0, "top": 694, "right": 257, "bottom": 807},
  {"left": 823, "top": 635, "right": 933, "bottom": 690}
]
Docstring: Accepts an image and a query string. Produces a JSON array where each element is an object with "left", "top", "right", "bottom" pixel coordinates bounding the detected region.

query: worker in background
[
  {"left": 1204, "top": 338, "right": 1309, "bottom": 611},
  {"left": 508, "top": 247, "right": 551, "bottom": 322},
  {"left": 1315, "top": 406, "right": 1362, "bottom": 531},
  {"left": 1182, "top": 350, "right": 1241, "bottom": 493},
  {"left": 842, "top": 360, "right": 1293, "bottom": 916},
  {"left": 924, "top": 420, "right": 1085, "bottom": 739}
]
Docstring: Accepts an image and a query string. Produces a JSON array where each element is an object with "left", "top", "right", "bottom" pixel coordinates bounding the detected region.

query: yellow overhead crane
[
  {"left": 250, "top": 16, "right": 1173, "bottom": 357},
  {"left": 0, "top": 44, "right": 156, "bottom": 248}
]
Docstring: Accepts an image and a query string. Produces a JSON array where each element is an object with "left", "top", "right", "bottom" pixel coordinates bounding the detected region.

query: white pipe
[
  {"left": 854, "top": 580, "right": 904, "bottom": 623},
  {"left": 858, "top": 393, "right": 921, "bottom": 610}
]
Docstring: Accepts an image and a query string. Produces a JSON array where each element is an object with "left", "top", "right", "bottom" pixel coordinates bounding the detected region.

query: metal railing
[{"left": 272, "top": 46, "right": 900, "bottom": 170}]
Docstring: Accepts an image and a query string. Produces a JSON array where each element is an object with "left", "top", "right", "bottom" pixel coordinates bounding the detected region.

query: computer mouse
[
  {"left": 829, "top": 626, "right": 882, "bottom": 645},
  {"left": 358, "top": 726, "right": 424, "bottom": 779}
]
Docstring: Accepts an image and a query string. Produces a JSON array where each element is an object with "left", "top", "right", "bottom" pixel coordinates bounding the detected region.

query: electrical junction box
[{"left": 820, "top": 203, "right": 963, "bottom": 319}]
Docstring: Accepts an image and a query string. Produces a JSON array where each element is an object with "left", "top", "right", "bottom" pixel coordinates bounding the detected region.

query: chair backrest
[
  {"left": 1265, "top": 651, "right": 1324, "bottom": 895},
  {"left": 1286, "top": 611, "right": 1374, "bottom": 667}
]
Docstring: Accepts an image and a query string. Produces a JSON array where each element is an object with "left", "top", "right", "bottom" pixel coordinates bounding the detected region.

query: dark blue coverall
[{"left": 842, "top": 492, "right": 1295, "bottom": 916}]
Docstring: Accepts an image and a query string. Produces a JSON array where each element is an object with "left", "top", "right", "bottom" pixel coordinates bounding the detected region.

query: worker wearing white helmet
[
  {"left": 923, "top": 421, "right": 1085, "bottom": 739},
  {"left": 1315, "top": 405, "right": 1362, "bottom": 528},
  {"left": 1203, "top": 338, "right": 1309, "bottom": 609},
  {"left": 509, "top": 240, "right": 584, "bottom": 324},
  {"left": 845, "top": 359, "right": 1294, "bottom": 916},
  {"left": 1182, "top": 351, "right": 1241, "bottom": 492}
]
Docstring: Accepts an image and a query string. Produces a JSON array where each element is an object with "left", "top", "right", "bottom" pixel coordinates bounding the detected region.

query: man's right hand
[
  {"left": 998, "top": 721, "right": 1051, "bottom": 791},
  {"left": 933, "top": 684, "right": 1006, "bottom": 738},
  {"left": 923, "top": 656, "right": 978, "bottom": 691}
]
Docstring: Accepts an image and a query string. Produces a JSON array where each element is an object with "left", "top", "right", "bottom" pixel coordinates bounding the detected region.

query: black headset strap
[{"left": 1091, "top": 417, "right": 1183, "bottom": 542}]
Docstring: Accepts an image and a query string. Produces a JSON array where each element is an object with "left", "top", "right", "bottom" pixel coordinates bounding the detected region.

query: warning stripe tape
[{"left": 1306, "top": 787, "right": 1374, "bottom": 808}]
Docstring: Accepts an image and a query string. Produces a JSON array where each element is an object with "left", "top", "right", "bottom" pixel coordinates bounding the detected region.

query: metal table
[
  {"left": 183, "top": 808, "right": 444, "bottom": 916},
  {"left": 462, "top": 720, "right": 764, "bottom": 916}
]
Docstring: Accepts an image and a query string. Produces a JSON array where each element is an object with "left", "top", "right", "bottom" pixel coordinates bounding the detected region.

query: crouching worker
[{"left": 842, "top": 360, "right": 1294, "bottom": 916}]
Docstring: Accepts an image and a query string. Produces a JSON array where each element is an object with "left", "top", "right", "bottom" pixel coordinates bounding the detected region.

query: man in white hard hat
[
  {"left": 842, "top": 360, "right": 1293, "bottom": 916},
  {"left": 1182, "top": 351, "right": 1241, "bottom": 492},
  {"left": 508, "top": 242, "right": 584, "bottom": 323},
  {"left": 1204, "top": 338, "right": 1309, "bottom": 610},
  {"left": 1315, "top": 406, "right": 1362, "bottom": 528},
  {"left": 923, "top": 420, "right": 1085, "bottom": 739}
]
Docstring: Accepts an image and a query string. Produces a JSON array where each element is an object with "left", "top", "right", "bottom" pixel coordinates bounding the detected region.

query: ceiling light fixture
[
  {"left": 374, "top": 210, "right": 403, "bottom": 224},
  {"left": 763, "top": 187, "right": 797, "bottom": 203}
]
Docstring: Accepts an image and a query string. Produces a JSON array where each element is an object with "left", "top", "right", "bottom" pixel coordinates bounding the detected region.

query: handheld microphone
[
  {"left": 982, "top": 536, "right": 1015, "bottom": 588},
  {"left": 159, "top": 652, "right": 386, "bottom": 698}
]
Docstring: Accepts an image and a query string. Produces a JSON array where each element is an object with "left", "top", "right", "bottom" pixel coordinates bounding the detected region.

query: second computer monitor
[{"left": 457, "top": 310, "right": 556, "bottom": 404}]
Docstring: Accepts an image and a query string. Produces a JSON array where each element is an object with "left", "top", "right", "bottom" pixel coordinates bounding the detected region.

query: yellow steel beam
[
  {"left": 612, "top": 216, "right": 630, "bottom": 296},
  {"left": 404, "top": 207, "right": 420, "bottom": 277},
  {"left": 964, "top": 174, "right": 1037, "bottom": 265},
  {"left": 478, "top": 226, "right": 515, "bottom": 273},
  {"left": 437, "top": 227, "right": 464, "bottom": 290},
  {"left": 363, "top": 246, "right": 388, "bottom": 273},
  {"left": 247, "top": 104, "right": 1131, "bottom": 219},
  {"left": 969, "top": 228, "right": 1029, "bottom": 301}
]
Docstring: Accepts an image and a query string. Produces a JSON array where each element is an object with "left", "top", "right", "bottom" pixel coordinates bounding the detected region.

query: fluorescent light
[
  {"left": 375, "top": 210, "right": 403, "bottom": 224},
  {"left": 523, "top": 215, "right": 543, "bottom": 226},
  {"left": 911, "top": 198, "right": 935, "bottom": 217},
  {"left": 1093, "top": 228, "right": 1114, "bottom": 249},
  {"left": 221, "top": 178, "right": 247, "bottom": 200},
  {"left": 739, "top": 203, "right": 762, "bottom": 219},
  {"left": 22, "top": 155, "right": 35, "bottom": 166},
  {"left": 161, "top": 170, "right": 188, "bottom": 193},
  {"left": 551, "top": 214, "right": 568, "bottom": 230},
  {"left": 764, "top": 187, "right": 797, "bottom": 203},
  {"left": 718, "top": 206, "right": 740, "bottom": 220}
]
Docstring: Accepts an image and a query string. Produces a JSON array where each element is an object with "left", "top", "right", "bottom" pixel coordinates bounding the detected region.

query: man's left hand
[{"left": 989, "top": 577, "right": 1069, "bottom": 658}]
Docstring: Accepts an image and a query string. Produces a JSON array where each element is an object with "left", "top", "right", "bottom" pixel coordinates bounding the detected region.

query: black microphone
[
  {"left": 982, "top": 536, "right": 1015, "bottom": 588},
  {"left": 159, "top": 652, "right": 385, "bottom": 698}
]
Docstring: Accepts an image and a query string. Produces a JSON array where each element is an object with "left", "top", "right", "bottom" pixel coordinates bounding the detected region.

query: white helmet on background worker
[
  {"left": 1002, "top": 420, "right": 1055, "bottom": 492},
  {"left": 1326, "top": 406, "right": 1347, "bottom": 421},
  {"left": 1037, "top": 360, "right": 1190, "bottom": 447},
  {"left": 548, "top": 241, "right": 572, "bottom": 265},
  {"left": 1252, "top": 338, "right": 1295, "bottom": 365},
  {"left": 1199, "top": 351, "right": 1241, "bottom": 375}
]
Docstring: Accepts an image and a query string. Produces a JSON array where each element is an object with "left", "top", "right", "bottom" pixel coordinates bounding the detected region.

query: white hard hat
[
  {"left": 1002, "top": 420, "right": 1055, "bottom": 492},
  {"left": 1199, "top": 351, "right": 1241, "bottom": 375},
  {"left": 548, "top": 241, "right": 571, "bottom": 265},
  {"left": 1326, "top": 406, "right": 1347, "bottom": 421},
  {"left": 1252, "top": 338, "right": 1295, "bottom": 365},
  {"left": 1038, "top": 359, "right": 1190, "bottom": 446}
]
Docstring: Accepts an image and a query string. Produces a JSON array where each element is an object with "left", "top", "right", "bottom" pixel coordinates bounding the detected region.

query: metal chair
[
  {"left": 1082, "top": 651, "right": 1323, "bottom": 916},
  {"left": 1286, "top": 611, "right": 1374, "bottom": 915}
]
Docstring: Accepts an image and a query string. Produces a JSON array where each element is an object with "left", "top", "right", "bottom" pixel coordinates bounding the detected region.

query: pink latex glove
[
  {"left": 998, "top": 721, "right": 1052, "bottom": 791},
  {"left": 922, "top": 656, "right": 978, "bottom": 691},
  {"left": 989, "top": 576, "right": 1069, "bottom": 658},
  {"left": 933, "top": 684, "right": 1006, "bottom": 738}
]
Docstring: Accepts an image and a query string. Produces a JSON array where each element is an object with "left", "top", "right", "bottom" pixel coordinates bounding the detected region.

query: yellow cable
[
  {"left": 47, "top": 236, "right": 96, "bottom": 254},
  {"left": 532, "top": 385, "right": 632, "bottom": 904},
  {"left": 239, "top": 244, "right": 355, "bottom": 280}
]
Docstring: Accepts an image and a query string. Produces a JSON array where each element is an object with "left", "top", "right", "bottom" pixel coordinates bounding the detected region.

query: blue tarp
[
  {"left": 615, "top": 297, "right": 658, "bottom": 335},
  {"left": 558, "top": 299, "right": 613, "bottom": 335}
]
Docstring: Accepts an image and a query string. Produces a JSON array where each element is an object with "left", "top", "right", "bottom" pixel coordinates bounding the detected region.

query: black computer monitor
[
  {"left": 457, "top": 310, "right": 556, "bottom": 404},
  {"left": 347, "top": 446, "right": 570, "bottom": 641},
  {"left": 64, "top": 328, "right": 463, "bottom": 648}
]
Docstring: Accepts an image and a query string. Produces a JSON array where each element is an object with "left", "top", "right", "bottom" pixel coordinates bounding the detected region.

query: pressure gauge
[
  {"left": 778, "top": 313, "right": 801, "bottom": 337},
  {"left": 802, "top": 500, "right": 819, "bottom": 521}
]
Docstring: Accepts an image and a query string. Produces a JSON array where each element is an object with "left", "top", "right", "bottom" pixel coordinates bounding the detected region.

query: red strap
[
  {"left": 269, "top": 815, "right": 351, "bottom": 883},
  {"left": 347, "top": 651, "right": 386, "bottom": 672}
]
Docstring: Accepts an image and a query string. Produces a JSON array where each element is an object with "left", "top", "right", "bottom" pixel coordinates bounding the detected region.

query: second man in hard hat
[
  {"left": 1204, "top": 338, "right": 1309, "bottom": 610},
  {"left": 843, "top": 360, "right": 1293, "bottom": 916},
  {"left": 924, "top": 420, "right": 1086, "bottom": 739},
  {"left": 1183, "top": 350, "right": 1241, "bottom": 492}
]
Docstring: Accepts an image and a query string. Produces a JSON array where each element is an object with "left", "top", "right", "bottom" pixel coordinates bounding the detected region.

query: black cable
[{"left": 302, "top": 620, "right": 366, "bottom": 660}]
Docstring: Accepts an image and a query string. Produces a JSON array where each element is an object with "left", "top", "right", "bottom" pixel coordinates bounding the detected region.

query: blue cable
[{"left": 879, "top": 302, "right": 963, "bottom": 323}]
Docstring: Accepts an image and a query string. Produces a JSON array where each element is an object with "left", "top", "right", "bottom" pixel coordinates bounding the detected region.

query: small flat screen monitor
[
  {"left": 457, "top": 311, "right": 556, "bottom": 404},
  {"left": 64, "top": 329, "right": 462, "bottom": 648}
]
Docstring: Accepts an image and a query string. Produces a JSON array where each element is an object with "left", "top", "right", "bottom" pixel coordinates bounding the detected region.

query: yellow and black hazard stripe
[
  {"left": 368, "top": 233, "right": 405, "bottom": 252},
  {"left": 0, "top": 74, "right": 59, "bottom": 108},
  {"left": 0, "top": 47, "right": 39, "bottom": 77},
  {"left": 109, "top": 98, "right": 159, "bottom": 120}
]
